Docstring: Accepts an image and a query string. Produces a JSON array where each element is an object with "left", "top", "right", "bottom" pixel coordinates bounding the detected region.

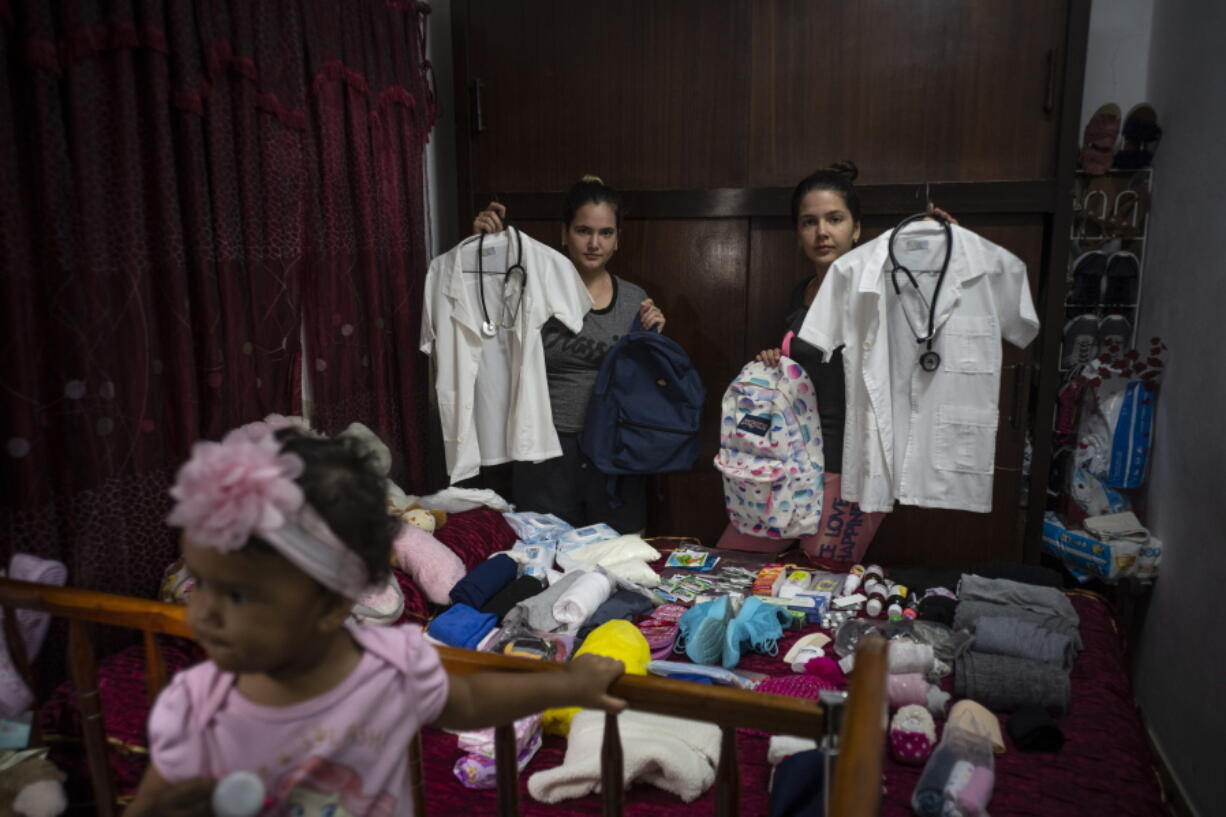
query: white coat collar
[{"left": 861, "top": 221, "right": 984, "bottom": 335}]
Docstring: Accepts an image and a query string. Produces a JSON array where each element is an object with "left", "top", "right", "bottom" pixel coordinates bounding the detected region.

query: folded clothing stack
[{"left": 953, "top": 575, "right": 1080, "bottom": 714}]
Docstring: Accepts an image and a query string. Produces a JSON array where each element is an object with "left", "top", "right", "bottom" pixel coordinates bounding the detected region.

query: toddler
[{"left": 128, "top": 426, "right": 625, "bottom": 817}]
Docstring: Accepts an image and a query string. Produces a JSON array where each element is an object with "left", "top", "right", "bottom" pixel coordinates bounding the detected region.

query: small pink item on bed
[
  {"left": 887, "top": 672, "right": 929, "bottom": 708},
  {"left": 889, "top": 704, "right": 935, "bottom": 765},
  {"left": 391, "top": 525, "right": 467, "bottom": 606},
  {"left": 803, "top": 655, "right": 846, "bottom": 688}
]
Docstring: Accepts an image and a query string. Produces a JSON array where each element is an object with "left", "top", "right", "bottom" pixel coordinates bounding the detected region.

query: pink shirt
[{"left": 150, "top": 624, "right": 449, "bottom": 817}]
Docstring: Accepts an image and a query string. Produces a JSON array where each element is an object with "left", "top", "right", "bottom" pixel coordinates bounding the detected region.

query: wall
[
  {"left": 1130, "top": 1, "right": 1226, "bottom": 815},
  {"left": 1080, "top": 0, "right": 1153, "bottom": 133}
]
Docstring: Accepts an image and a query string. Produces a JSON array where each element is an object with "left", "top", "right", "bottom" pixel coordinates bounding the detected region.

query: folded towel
[
  {"left": 952, "top": 600, "right": 1083, "bottom": 652},
  {"left": 576, "top": 589, "right": 657, "bottom": 646},
  {"left": 973, "top": 615, "right": 1075, "bottom": 668},
  {"left": 450, "top": 553, "right": 519, "bottom": 609},
  {"left": 481, "top": 575, "right": 546, "bottom": 621},
  {"left": 956, "top": 575, "right": 1080, "bottom": 625},
  {"left": 767, "top": 735, "right": 818, "bottom": 765},
  {"left": 428, "top": 604, "right": 498, "bottom": 649},
  {"left": 528, "top": 709, "right": 721, "bottom": 803},
  {"left": 502, "top": 570, "right": 586, "bottom": 634},
  {"left": 553, "top": 571, "right": 615, "bottom": 630},
  {"left": 955, "top": 651, "right": 1070, "bottom": 714}
]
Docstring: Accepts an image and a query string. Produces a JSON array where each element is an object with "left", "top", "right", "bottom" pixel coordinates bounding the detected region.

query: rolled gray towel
[
  {"left": 954, "top": 651, "right": 1070, "bottom": 714},
  {"left": 973, "top": 616, "right": 1075, "bottom": 669},
  {"left": 952, "top": 600, "right": 1083, "bottom": 652},
  {"left": 957, "top": 574, "right": 1080, "bottom": 625},
  {"left": 501, "top": 570, "right": 585, "bottom": 633}
]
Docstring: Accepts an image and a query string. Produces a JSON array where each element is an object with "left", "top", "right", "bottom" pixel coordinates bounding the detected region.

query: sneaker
[
  {"left": 1061, "top": 313, "right": 1099, "bottom": 369},
  {"left": 1097, "top": 313, "right": 1133, "bottom": 356},
  {"left": 1067, "top": 251, "right": 1108, "bottom": 307}
]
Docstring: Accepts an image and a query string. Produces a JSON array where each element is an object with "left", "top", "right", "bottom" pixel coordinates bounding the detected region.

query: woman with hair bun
[
  {"left": 472, "top": 176, "right": 663, "bottom": 532},
  {"left": 720, "top": 162, "right": 955, "bottom": 566}
]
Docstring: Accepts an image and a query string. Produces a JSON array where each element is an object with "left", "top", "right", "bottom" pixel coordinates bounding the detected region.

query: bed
[{"left": 2, "top": 509, "right": 1171, "bottom": 816}]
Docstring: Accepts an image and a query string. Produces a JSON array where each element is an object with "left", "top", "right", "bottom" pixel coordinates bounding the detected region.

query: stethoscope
[
  {"left": 886, "top": 212, "right": 953, "bottom": 372},
  {"left": 474, "top": 225, "right": 527, "bottom": 337}
]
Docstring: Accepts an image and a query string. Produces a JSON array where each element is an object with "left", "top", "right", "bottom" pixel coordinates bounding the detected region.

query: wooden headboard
[{"left": 0, "top": 576, "right": 887, "bottom": 817}]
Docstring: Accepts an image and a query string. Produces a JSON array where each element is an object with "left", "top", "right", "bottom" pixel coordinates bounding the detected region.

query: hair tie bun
[
  {"left": 580, "top": 174, "right": 604, "bottom": 185},
  {"left": 828, "top": 160, "right": 859, "bottom": 182}
]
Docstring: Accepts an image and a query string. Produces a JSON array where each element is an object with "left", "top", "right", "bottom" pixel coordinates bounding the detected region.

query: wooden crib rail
[{"left": 0, "top": 577, "right": 886, "bottom": 817}]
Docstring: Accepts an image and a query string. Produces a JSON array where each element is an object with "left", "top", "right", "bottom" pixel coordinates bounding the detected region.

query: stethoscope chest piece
[
  {"left": 919, "top": 350, "right": 941, "bottom": 372},
  {"left": 481, "top": 320, "right": 497, "bottom": 337}
]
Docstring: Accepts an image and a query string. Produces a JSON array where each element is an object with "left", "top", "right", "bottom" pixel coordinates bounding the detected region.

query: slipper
[
  {"left": 1113, "top": 103, "right": 1161, "bottom": 170},
  {"left": 1067, "top": 250, "right": 1107, "bottom": 306},
  {"left": 1104, "top": 251, "right": 1140, "bottom": 305},
  {"left": 1079, "top": 103, "right": 1120, "bottom": 175},
  {"left": 1061, "top": 313, "right": 1099, "bottom": 369},
  {"left": 1097, "top": 313, "right": 1133, "bottom": 356},
  {"left": 783, "top": 632, "right": 832, "bottom": 669}
]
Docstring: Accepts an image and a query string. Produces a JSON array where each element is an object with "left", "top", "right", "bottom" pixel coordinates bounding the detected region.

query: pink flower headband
[{"left": 166, "top": 424, "right": 370, "bottom": 600}]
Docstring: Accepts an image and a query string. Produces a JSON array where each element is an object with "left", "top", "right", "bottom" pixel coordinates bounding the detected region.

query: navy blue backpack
[{"left": 579, "top": 318, "right": 706, "bottom": 477}]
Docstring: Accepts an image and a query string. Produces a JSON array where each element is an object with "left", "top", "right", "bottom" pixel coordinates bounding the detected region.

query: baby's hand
[
  {"left": 149, "top": 777, "right": 215, "bottom": 817},
  {"left": 566, "top": 653, "right": 627, "bottom": 713}
]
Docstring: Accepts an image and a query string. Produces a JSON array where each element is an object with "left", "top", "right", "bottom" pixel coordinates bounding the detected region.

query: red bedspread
[
  {"left": 38, "top": 518, "right": 1166, "bottom": 817},
  {"left": 419, "top": 593, "right": 1166, "bottom": 816}
]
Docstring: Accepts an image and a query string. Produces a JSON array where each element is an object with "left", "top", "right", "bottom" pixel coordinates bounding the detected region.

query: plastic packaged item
[
  {"left": 557, "top": 523, "right": 620, "bottom": 551},
  {"left": 502, "top": 511, "right": 573, "bottom": 544},
  {"left": 512, "top": 539, "right": 558, "bottom": 579},
  {"left": 665, "top": 547, "right": 720, "bottom": 571},
  {"left": 454, "top": 730, "right": 543, "bottom": 789},
  {"left": 647, "top": 659, "right": 765, "bottom": 689},
  {"left": 910, "top": 725, "right": 995, "bottom": 817}
]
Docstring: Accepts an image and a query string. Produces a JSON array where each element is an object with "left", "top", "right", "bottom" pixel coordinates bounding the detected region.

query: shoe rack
[
  {"left": 1062, "top": 167, "right": 1154, "bottom": 368},
  {"left": 1047, "top": 167, "right": 1154, "bottom": 514}
]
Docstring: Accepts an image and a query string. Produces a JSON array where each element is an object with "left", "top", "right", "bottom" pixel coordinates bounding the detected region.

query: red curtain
[{"left": 0, "top": 1, "right": 433, "bottom": 597}]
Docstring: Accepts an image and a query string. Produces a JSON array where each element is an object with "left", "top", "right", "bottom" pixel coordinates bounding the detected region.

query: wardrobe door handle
[
  {"left": 1009, "top": 363, "right": 1026, "bottom": 431},
  {"left": 469, "top": 78, "right": 485, "bottom": 135},
  {"left": 1043, "top": 50, "right": 1057, "bottom": 115}
]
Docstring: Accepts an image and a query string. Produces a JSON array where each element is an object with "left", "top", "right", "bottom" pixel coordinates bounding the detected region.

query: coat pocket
[
  {"left": 942, "top": 316, "right": 999, "bottom": 374},
  {"left": 933, "top": 404, "right": 999, "bottom": 474}
]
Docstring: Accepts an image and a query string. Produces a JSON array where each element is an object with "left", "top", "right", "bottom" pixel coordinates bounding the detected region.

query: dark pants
[{"left": 512, "top": 433, "right": 647, "bottom": 533}]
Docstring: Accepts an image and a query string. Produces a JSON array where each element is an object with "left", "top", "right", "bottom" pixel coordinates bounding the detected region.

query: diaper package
[{"left": 503, "top": 512, "right": 573, "bottom": 544}]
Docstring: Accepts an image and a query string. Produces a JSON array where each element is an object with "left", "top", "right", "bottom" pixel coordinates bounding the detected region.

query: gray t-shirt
[{"left": 542, "top": 275, "right": 648, "bottom": 432}]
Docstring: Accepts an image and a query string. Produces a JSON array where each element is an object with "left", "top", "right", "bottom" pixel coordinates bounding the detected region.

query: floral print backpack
[{"left": 714, "top": 357, "right": 824, "bottom": 539}]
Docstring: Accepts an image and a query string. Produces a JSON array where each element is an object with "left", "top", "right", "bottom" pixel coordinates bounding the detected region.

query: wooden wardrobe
[{"left": 448, "top": 0, "right": 1090, "bottom": 566}]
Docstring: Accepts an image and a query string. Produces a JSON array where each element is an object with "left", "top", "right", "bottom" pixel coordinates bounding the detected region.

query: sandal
[
  {"left": 1079, "top": 103, "right": 1120, "bottom": 175},
  {"left": 1113, "top": 103, "right": 1162, "bottom": 170}
]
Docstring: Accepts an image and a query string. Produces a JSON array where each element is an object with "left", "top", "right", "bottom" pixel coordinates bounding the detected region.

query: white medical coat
[
  {"left": 799, "top": 221, "right": 1038, "bottom": 513},
  {"left": 421, "top": 229, "right": 591, "bottom": 483}
]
